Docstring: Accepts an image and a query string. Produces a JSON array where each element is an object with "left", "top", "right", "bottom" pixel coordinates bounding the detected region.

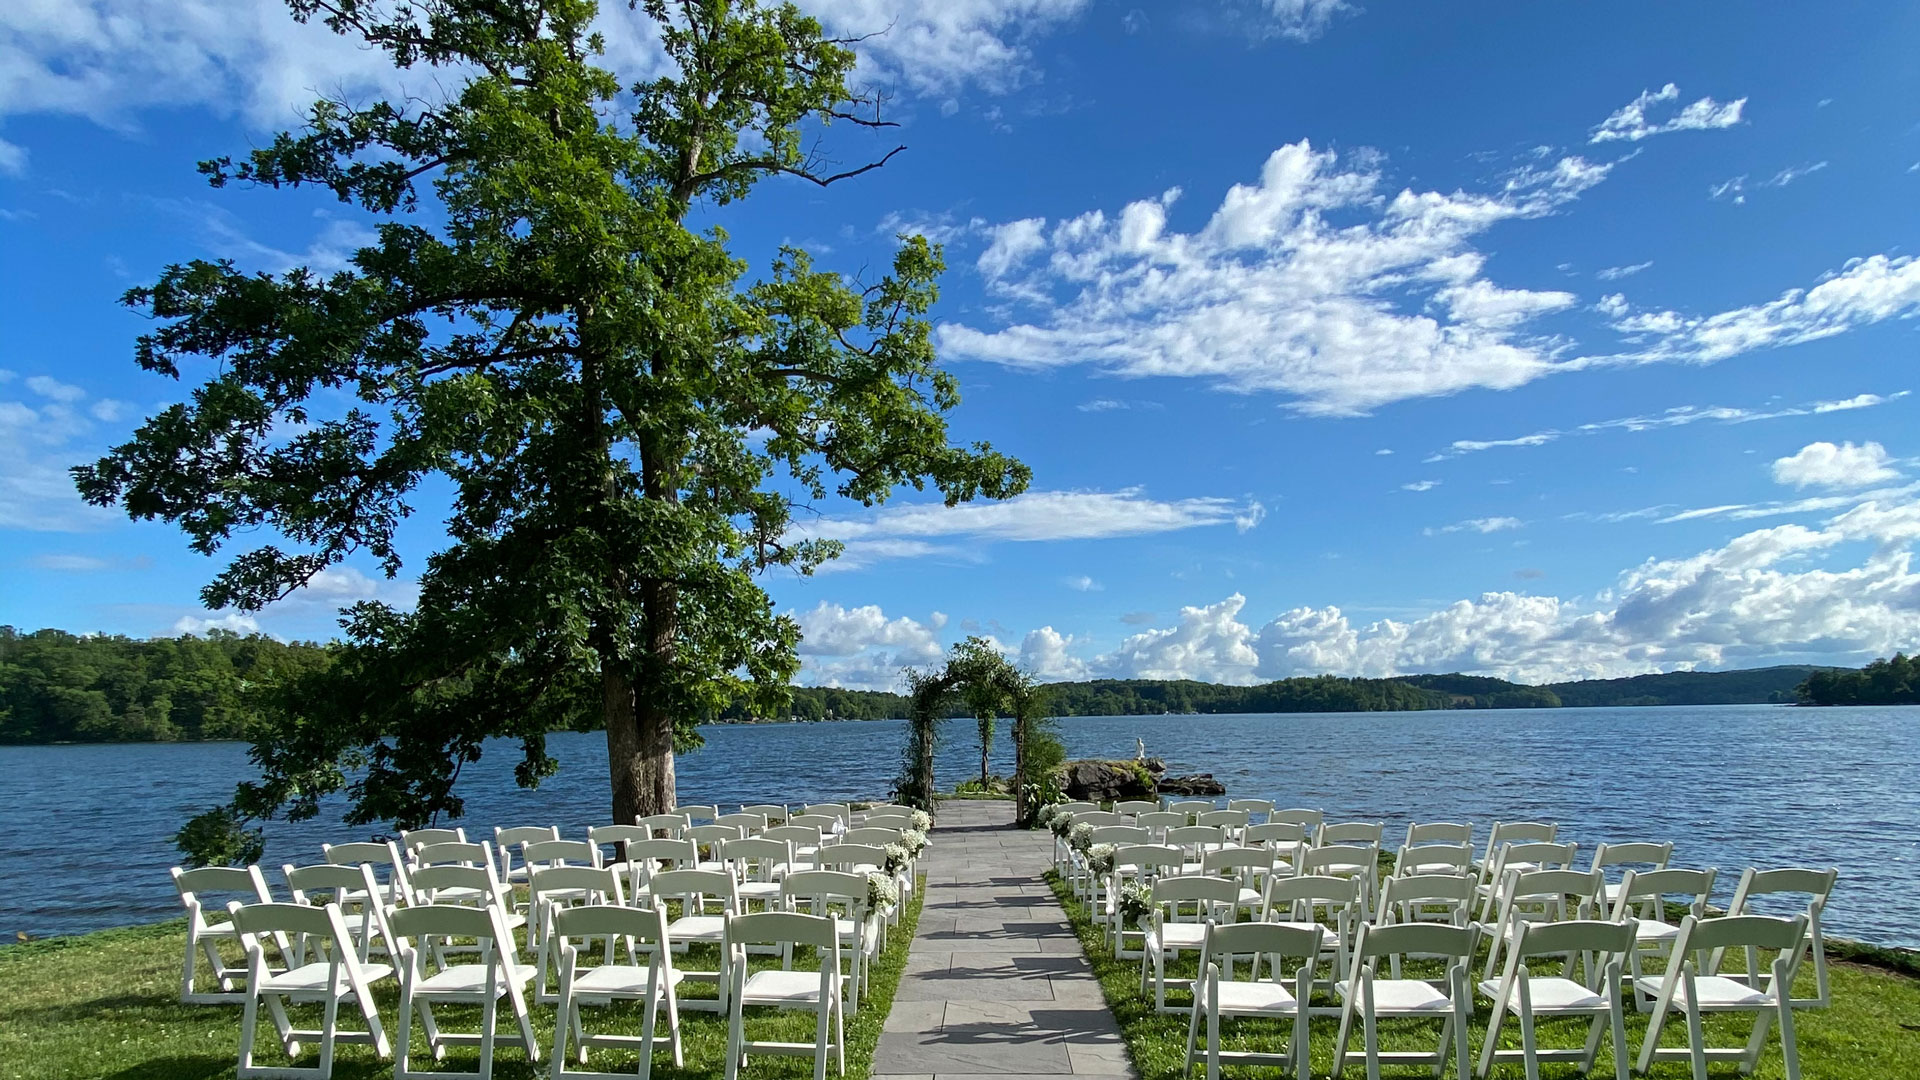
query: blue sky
[{"left": 4, "top": 1, "right": 1920, "bottom": 689}]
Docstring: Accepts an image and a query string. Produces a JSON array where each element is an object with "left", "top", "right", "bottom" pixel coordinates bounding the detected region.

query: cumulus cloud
[
  {"left": 940, "top": 139, "right": 1616, "bottom": 415},
  {"left": 1771, "top": 441, "right": 1902, "bottom": 489},
  {"left": 1423, "top": 390, "right": 1910, "bottom": 462},
  {"left": 1099, "top": 594, "right": 1263, "bottom": 682},
  {"left": 1589, "top": 83, "right": 1746, "bottom": 143},
  {"left": 792, "top": 600, "right": 948, "bottom": 689},
  {"left": 791, "top": 487, "right": 1263, "bottom": 570},
  {"left": 1020, "top": 625, "right": 1089, "bottom": 680}
]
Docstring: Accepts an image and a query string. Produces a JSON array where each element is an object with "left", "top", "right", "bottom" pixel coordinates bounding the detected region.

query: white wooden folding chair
[
  {"left": 550, "top": 902, "right": 684, "bottom": 1080},
  {"left": 799, "top": 804, "right": 850, "bottom": 828},
  {"left": 1116, "top": 799, "right": 1162, "bottom": 817},
  {"left": 1612, "top": 867, "right": 1716, "bottom": 1009},
  {"left": 1202, "top": 845, "right": 1275, "bottom": 917},
  {"left": 781, "top": 869, "right": 881, "bottom": 1012},
  {"left": 1184, "top": 920, "right": 1322, "bottom": 1080},
  {"left": 716, "top": 812, "right": 768, "bottom": 836},
  {"left": 678, "top": 805, "right": 722, "bottom": 826},
  {"left": 283, "top": 862, "right": 396, "bottom": 961},
  {"left": 651, "top": 867, "right": 740, "bottom": 1012},
  {"left": 1482, "top": 866, "right": 1603, "bottom": 980},
  {"left": 413, "top": 841, "right": 499, "bottom": 907},
  {"left": 389, "top": 902, "right": 542, "bottom": 1079},
  {"left": 724, "top": 911, "right": 846, "bottom": 1080},
  {"left": 1589, "top": 841, "right": 1673, "bottom": 907},
  {"left": 1334, "top": 921, "right": 1478, "bottom": 1080},
  {"left": 1108, "top": 844, "right": 1186, "bottom": 958},
  {"left": 1143, "top": 874, "right": 1243, "bottom": 1014},
  {"left": 323, "top": 840, "right": 414, "bottom": 913},
  {"left": 1476, "top": 918, "right": 1635, "bottom": 1080},
  {"left": 636, "top": 814, "right": 688, "bottom": 839},
  {"left": 1245, "top": 821, "right": 1311, "bottom": 875},
  {"left": 1301, "top": 843, "right": 1381, "bottom": 920},
  {"left": 1404, "top": 821, "right": 1473, "bottom": 851},
  {"left": 1227, "top": 798, "right": 1274, "bottom": 820},
  {"left": 1167, "top": 825, "right": 1230, "bottom": 873},
  {"left": 1473, "top": 823, "right": 1558, "bottom": 918},
  {"left": 725, "top": 836, "right": 795, "bottom": 912},
  {"left": 764, "top": 825, "right": 823, "bottom": 874},
  {"left": 742, "top": 804, "right": 789, "bottom": 825},
  {"left": 687, "top": 824, "right": 745, "bottom": 870},
  {"left": 1398, "top": 838, "right": 1474, "bottom": 877},
  {"left": 401, "top": 828, "right": 469, "bottom": 854},
  {"left": 172, "top": 865, "right": 277, "bottom": 1004},
  {"left": 1166, "top": 799, "right": 1216, "bottom": 818},
  {"left": 529, "top": 865, "right": 626, "bottom": 1005},
  {"left": 1261, "top": 873, "right": 1361, "bottom": 999},
  {"left": 1198, "top": 809, "right": 1251, "bottom": 843},
  {"left": 229, "top": 899, "right": 394, "bottom": 1077},
  {"left": 1477, "top": 840, "right": 1578, "bottom": 922},
  {"left": 587, "top": 825, "right": 653, "bottom": 894},
  {"left": 1376, "top": 873, "right": 1474, "bottom": 944},
  {"left": 1710, "top": 867, "right": 1838, "bottom": 1008},
  {"left": 1271, "top": 808, "right": 1326, "bottom": 841},
  {"left": 1138, "top": 811, "right": 1188, "bottom": 843},
  {"left": 620, "top": 838, "right": 699, "bottom": 904},
  {"left": 1636, "top": 914, "right": 1809, "bottom": 1080},
  {"left": 494, "top": 826, "right": 561, "bottom": 887}
]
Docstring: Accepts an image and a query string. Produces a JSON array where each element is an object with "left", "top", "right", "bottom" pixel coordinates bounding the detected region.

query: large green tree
[{"left": 75, "top": 0, "right": 1027, "bottom": 847}]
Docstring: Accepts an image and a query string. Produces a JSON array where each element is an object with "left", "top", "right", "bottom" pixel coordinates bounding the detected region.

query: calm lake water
[{"left": 3, "top": 705, "right": 1915, "bottom": 945}]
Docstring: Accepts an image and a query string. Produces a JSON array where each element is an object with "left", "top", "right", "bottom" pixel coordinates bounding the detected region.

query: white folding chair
[
  {"left": 1476, "top": 918, "right": 1636, "bottom": 1080},
  {"left": 1473, "top": 823, "right": 1558, "bottom": 918},
  {"left": 723, "top": 911, "right": 846, "bottom": 1080},
  {"left": 1636, "top": 914, "right": 1809, "bottom": 1080},
  {"left": 1261, "top": 873, "right": 1361, "bottom": 999},
  {"left": 1143, "top": 874, "right": 1243, "bottom": 1014},
  {"left": 620, "top": 838, "right": 699, "bottom": 904},
  {"left": 686, "top": 825, "right": 745, "bottom": 870},
  {"left": 1227, "top": 798, "right": 1274, "bottom": 819},
  {"left": 529, "top": 865, "right": 626, "bottom": 1005},
  {"left": 1404, "top": 821, "right": 1473, "bottom": 850},
  {"left": 1271, "top": 808, "right": 1326, "bottom": 840},
  {"left": 550, "top": 902, "right": 684, "bottom": 1080},
  {"left": 1184, "top": 920, "right": 1322, "bottom": 1080},
  {"left": 172, "top": 864, "right": 276, "bottom": 1003},
  {"left": 799, "top": 804, "right": 850, "bottom": 827},
  {"left": 678, "top": 805, "right": 722, "bottom": 826},
  {"left": 1612, "top": 867, "right": 1716, "bottom": 1008},
  {"left": 651, "top": 867, "right": 740, "bottom": 1012},
  {"left": 725, "top": 836, "right": 795, "bottom": 913},
  {"left": 1334, "top": 921, "right": 1478, "bottom": 1080},
  {"left": 1376, "top": 873, "right": 1474, "bottom": 939},
  {"left": 494, "top": 826, "right": 561, "bottom": 886},
  {"left": 229, "top": 900, "right": 394, "bottom": 1077},
  {"left": 1589, "top": 841, "right": 1673, "bottom": 906},
  {"left": 1710, "top": 867, "right": 1838, "bottom": 1008},
  {"left": 1477, "top": 840, "right": 1578, "bottom": 922},
  {"left": 1245, "top": 821, "right": 1311, "bottom": 875},
  {"left": 781, "top": 869, "right": 881, "bottom": 1012},
  {"left": 1107, "top": 844, "right": 1186, "bottom": 958},
  {"left": 1397, "top": 841, "right": 1474, "bottom": 878},
  {"left": 588, "top": 825, "right": 653, "bottom": 892},
  {"left": 389, "top": 903, "right": 542, "bottom": 1079},
  {"left": 413, "top": 841, "right": 499, "bottom": 906},
  {"left": 742, "top": 804, "right": 789, "bottom": 825},
  {"left": 1138, "top": 811, "right": 1188, "bottom": 843},
  {"left": 1301, "top": 843, "right": 1381, "bottom": 920},
  {"left": 1166, "top": 799, "right": 1216, "bottom": 818},
  {"left": 636, "top": 814, "right": 688, "bottom": 839},
  {"left": 283, "top": 862, "right": 396, "bottom": 961},
  {"left": 1198, "top": 809, "right": 1251, "bottom": 843},
  {"left": 764, "top": 825, "right": 824, "bottom": 874},
  {"left": 1202, "top": 845, "right": 1275, "bottom": 916},
  {"left": 715, "top": 812, "right": 768, "bottom": 836},
  {"left": 1116, "top": 799, "right": 1163, "bottom": 817},
  {"left": 1482, "top": 866, "right": 1603, "bottom": 980},
  {"left": 400, "top": 828, "right": 469, "bottom": 854}
]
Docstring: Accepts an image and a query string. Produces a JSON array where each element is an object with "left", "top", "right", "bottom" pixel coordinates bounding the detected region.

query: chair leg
[
  {"left": 317, "top": 990, "right": 340, "bottom": 1079},
  {"left": 1776, "top": 993, "right": 1801, "bottom": 1080},
  {"left": 1184, "top": 984, "right": 1203, "bottom": 1076},
  {"left": 1206, "top": 966, "right": 1222, "bottom": 1080},
  {"left": 1685, "top": 966, "right": 1708, "bottom": 1080},
  {"left": 814, "top": 1002, "right": 830, "bottom": 1080},
  {"left": 1516, "top": 973, "right": 1540, "bottom": 1080},
  {"left": 237, "top": 986, "right": 261, "bottom": 1075}
]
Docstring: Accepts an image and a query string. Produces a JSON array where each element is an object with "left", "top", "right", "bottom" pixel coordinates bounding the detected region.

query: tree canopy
[
  {"left": 73, "top": 0, "right": 1027, "bottom": 859},
  {"left": 1797, "top": 654, "right": 1918, "bottom": 706}
]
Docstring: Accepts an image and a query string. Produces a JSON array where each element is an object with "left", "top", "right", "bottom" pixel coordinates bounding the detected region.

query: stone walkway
[{"left": 875, "top": 799, "right": 1133, "bottom": 1080}]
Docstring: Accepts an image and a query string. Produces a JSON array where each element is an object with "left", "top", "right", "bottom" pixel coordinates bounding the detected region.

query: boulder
[
  {"left": 1056, "top": 759, "right": 1158, "bottom": 802},
  {"left": 1157, "top": 773, "right": 1226, "bottom": 796}
]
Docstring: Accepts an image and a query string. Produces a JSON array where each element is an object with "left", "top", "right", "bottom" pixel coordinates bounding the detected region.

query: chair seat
[
  {"left": 1151, "top": 924, "right": 1209, "bottom": 950},
  {"left": 415, "top": 964, "right": 535, "bottom": 997},
  {"left": 740, "top": 969, "right": 832, "bottom": 1005},
  {"left": 425, "top": 885, "right": 488, "bottom": 902},
  {"left": 1632, "top": 975, "right": 1774, "bottom": 1009},
  {"left": 1477, "top": 977, "right": 1606, "bottom": 1011},
  {"left": 261, "top": 961, "right": 395, "bottom": 994},
  {"left": 1405, "top": 862, "right": 1464, "bottom": 876},
  {"left": 573, "top": 964, "right": 685, "bottom": 999},
  {"left": 1634, "top": 920, "right": 1681, "bottom": 944},
  {"left": 738, "top": 881, "right": 783, "bottom": 901},
  {"left": 668, "top": 915, "right": 727, "bottom": 942},
  {"left": 1334, "top": 979, "right": 1453, "bottom": 1013},
  {"left": 1212, "top": 980, "right": 1300, "bottom": 1014}
]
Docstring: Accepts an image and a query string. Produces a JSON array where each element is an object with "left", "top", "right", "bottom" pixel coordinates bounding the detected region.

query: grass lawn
[
  {"left": 0, "top": 884, "right": 922, "bottom": 1080},
  {"left": 1045, "top": 872, "right": 1920, "bottom": 1079}
]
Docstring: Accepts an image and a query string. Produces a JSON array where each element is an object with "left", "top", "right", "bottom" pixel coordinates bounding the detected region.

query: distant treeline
[
  {"left": 0, "top": 624, "right": 1881, "bottom": 744},
  {"left": 0, "top": 627, "right": 330, "bottom": 743},
  {"left": 1796, "top": 654, "right": 1917, "bottom": 706}
]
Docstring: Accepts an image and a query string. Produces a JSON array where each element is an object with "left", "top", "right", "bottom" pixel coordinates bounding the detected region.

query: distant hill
[{"left": 1543, "top": 666, "right": 1828, "bottom": 707}]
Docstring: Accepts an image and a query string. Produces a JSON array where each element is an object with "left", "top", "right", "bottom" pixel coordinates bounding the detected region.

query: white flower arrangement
[
  {"left": 883, "top": 842, "right": 911, "bottom": 874},
  {"left": 1037, "top": 803, "right": 1060, "bottom": 828},
  {"left": 900, "top": 829, "right": 928, "bottom": 856},
  {"left": 1049, "top": 811, "right": 1076, "bottom": 838},
  {"left": 910, "top": 809, "right": 933, "bottom": 833},
  {"left": 1087, "top": 843, "right": 1117, "bottom": 876},
  {"left": 866, "top": 871, "right": 898, "bottom": 910},
  {"left": 1068, "top": 821, "right": 1094, "bottom": 854},
  {"left": 1117, "top": 881, "right": 1154, "bottom": 927}
]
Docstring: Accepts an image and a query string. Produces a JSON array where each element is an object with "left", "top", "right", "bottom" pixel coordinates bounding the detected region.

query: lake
[{"left": 3, "top": 704, "right": 1915, "bottom": 945}]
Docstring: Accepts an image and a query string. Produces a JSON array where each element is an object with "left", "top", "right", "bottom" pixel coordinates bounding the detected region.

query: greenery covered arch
[{"left": 895, "top": 637, "right": 1065, "bottom": 826}]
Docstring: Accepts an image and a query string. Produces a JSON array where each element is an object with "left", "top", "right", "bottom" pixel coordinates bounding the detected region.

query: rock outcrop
[
  {"left": 1053, "top": 758, "right": 1227, "bottom": 800},
  {"left": 1156, "top": 773, "right": 1227, "bottom": 796}
]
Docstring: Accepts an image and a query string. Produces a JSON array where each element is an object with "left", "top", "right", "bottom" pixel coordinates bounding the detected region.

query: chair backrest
[
  {"left": 1245, "top": 821, "right": 1310, "bottom": 847},
  {"left": 1060, "top": 801, "right": 1101, "bottom": 815},
  {"left": 1205, "top": 920, "right": 1324, "bottom": 970},
  {"left": 764, "top": 825, "right": 823, "bottom": 850},
  {"left": 1264, "top": 873, "right": 1361, "bottom": 923},
  {"left": 1165, "top": 825, "right": 1227, "bottom": 850},
  {"left": 1509, "top": 917, "right": 1636, "bottom": 962},
  {"left": 1197, "top": 809, "right": 1250, "bottom": 830},
  {"left": 727, "top": 909, "right": 838, "bottom": 951},
  {"left": 1090, "top": 825, "right": 1151, "bottom": 847},
  {"left": 401, "top": 827, "right": 467, "bottom": 851},
  {"left": 648, "top": 868, "right": 739, "bottom": 912},
  {"left": 524, "top": 838, "right": 601, "bottom": 870},
  {"left": 1321, "top": 821, "right": 1384, "bottom": 845},
  {"left": 497, "top": 825, "right": 561, "bottom": 848},
  {"left": 1352, "top": 921, "right": 1479, "bottom": 964},
  {"left": 416, "top": 840, "right": 492, "bottom": 867},
  {"left": 1152, "top": 874, "right": 1242, "bottom": 920},
  {"left": 1613, "top": 868, "right": 1716, "bottom": 920},
  {"left": 1165, "top": 799, "right": 1215, "bottom": 816},
  {"left": 1729, "top": 866, "right": 1839, "bottom": 911},
  {"left": 781, "top": 869, "right": 869, "bottom": 915},
  {"left": 817, "top": 843, "right": 888, "bottom": 871},
  {"left": 1301, "top": 844, "right": 1377, "bottom": 875},
  {"left": 1675, "top": 912, "right": 1808, "bottom": 957},
  {"left": 1405, "top": 821, "right": 1472, "bottom": 847},
  {"left": 1114, "top": 800, "right": 1161, "bottom": 816},
  {"left": 174, "top": 865, "right": 272, "bottom": 911},
  {"left": 1114, "top": 844, "right": 1186, "bottom": 877},
  {"left": 1591, "top": 841, "right": 1673, "bottom": 878},
  {"left": 800, "top": 803, "right": 851, "bottom": 823},
  {"left": 408, "top": 863, "right": 506, "bottom": 906},
  {"left": 1397, "top": 842, "right": 1472, "bottom": 875},
  {"left": 323, "top": 840, "right": 404, "bottom": 868},
  {"left": 1227, "top": 798, "right": 1274, "bottom": 816},
  {"left": 389, "top": 902, "right": 523, "bottom": 977},
  {"left": 1499, "top": 867, "right": 1603, "bottom": 923},
  {"left": 1270, "top": 808, "right": 1325, "bottom": 833},
  {"left": 1137, "top": 811, "right": 1187, "bottom": 835},
  {"left": 1377, "top": 872, "right": 1475, "bottom": 924},
  {"left": 863, "top": 803, "right": 913, "bottom": 816},
  {"left": 229, "top": 900, "right": 368, "bottom": 974},
  {"left": 283, "top": 861, "right": 381, "bottom": 904},
  {"left": 788, "top": 813, "right": 840, "bottom": 832},
  {"left": 530, "top": 865, "right": 623, "bottom": 905},
  {"left": 676, "top": 805, "right": 721, "bottom": 825},
  {"left": 622, "top": 838, "right": 698, "bottom": 870},
  {"left": 723, "top": 837, "right": 792, "bottom": 880},
  {"left": 589, "top": 824, "right": 652, "bottom": 848},
  {"left": 636, "top": 813, "right": 687, "bottom": 838},
  {"left": 685, "top": 824, "right": 744, "bottom": 856},
  {"left": 550, "top": 899, "right": 671, "bottom": 948},
  {"left": 1202, "top": 846, "right": 1275, "bottom": 880},
  {"left": 741, "top": 804, "right": 789, "bottom": 823},
  {"left": 1493, "top": 840, "right": 1578, "bottom": 878},
  {"left": 843, "top": 826, "right": 905, "bottom": 847},
  {"left": 1075, "top": 811, "right": 1128, "bottom": 827},
  {"left": 1482, "top": 821, "right": 1557, "bottom": 871},
  {"left": 862, "top": 813, "right": 914, "bottom": 831},
  {"left": 715, "top": 812, "right": 767, "bottom": 834}
]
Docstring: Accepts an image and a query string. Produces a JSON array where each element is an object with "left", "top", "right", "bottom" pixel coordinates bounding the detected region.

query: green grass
[
  {"left": 0, "top": 885, "right": 922, "bottom": 1080},
  {"left": 1044, "top": 872, "right": 1920, "bottom": 1079}
]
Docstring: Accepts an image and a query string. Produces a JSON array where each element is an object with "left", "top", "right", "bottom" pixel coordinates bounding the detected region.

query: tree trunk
[{"left": 604, "top": 665, "right": 677, "bottom": 822}]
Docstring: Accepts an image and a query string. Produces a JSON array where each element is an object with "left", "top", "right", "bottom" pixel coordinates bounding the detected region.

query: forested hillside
[{"left": 1796, "top": 655, "right": 1917, "bottom": 705}]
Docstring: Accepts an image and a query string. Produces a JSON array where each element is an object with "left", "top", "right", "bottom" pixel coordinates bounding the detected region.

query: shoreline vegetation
[{"left": 2, "top": 625, "right": 1910, "bottom": 745}]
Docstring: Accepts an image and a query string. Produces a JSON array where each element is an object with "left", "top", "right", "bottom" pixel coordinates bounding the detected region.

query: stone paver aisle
[{"left": 874, "top": 799, "right": 1134, "bottom": 1080}]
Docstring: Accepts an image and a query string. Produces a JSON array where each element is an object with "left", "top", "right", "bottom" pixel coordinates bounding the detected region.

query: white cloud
[
  {"left": 1710, "top": 163, "right": 1823, "bottom": 205},
  {"left": 1098, "top": 594, "right": 1262, "bottom": 683},
  {"left": 27, "top": 553, "right": 111, "bottom": 571},
  {"left": 1020, "top": 626, "right": 1089, "bottom": 680},
  {"left": 792, "top": 487, "right": 1262, "bottom": 570},
  {"left": 942, "top": 140, "right": 1616, "bottom": 415},
  {"left": 0, "top": 137, "right": 26, "bottom": 175},
  {"left": 173, "top": 612, "right": 263, "bottom": 635},
  {"left": 1771, "top": 441, "right": 1901, "bottom": 489},
  {"left": 1401, "top": 480, "right": 1440, "bottom": 492},
  {"left": 977, "top": 217, "right": 1048, "bottom": 279},
  {"left": 1063, "top": 574, "right": 1102, "bottom": 592},
  {"left": 1426, "top": 516, "right": 1523, "bottom": 536},
  {"left": 24, "top": 375, "right": 85, "bottom": 403},
  {"left": 1589, "top": 83, "right": 1746, "bottom": 143},
  {"left": 0, "top": 0, "right": 1090, "bottom": 134},
  {"left": 1375, "top": 448, "right": 1394, "bottom": 456},
  {"left": 0, "top": 389, "right": 118, "bottom": 532},
  {"left": 792, "top": 600, "right": 947, "bottom": 689},
  {"left": 1595, "top": 261, "right": 1653, "bottom": 281},
  {"left": 1240, "top": 0, "right": 1356, "bottom": 42},
  {"left": 1424, "top": 390, "right": 1910, "bottom": 462}
]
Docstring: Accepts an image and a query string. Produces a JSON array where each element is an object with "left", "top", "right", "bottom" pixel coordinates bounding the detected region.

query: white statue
[{"left": 1135, "top": 736, "right": 1146, "bottom": 760}]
